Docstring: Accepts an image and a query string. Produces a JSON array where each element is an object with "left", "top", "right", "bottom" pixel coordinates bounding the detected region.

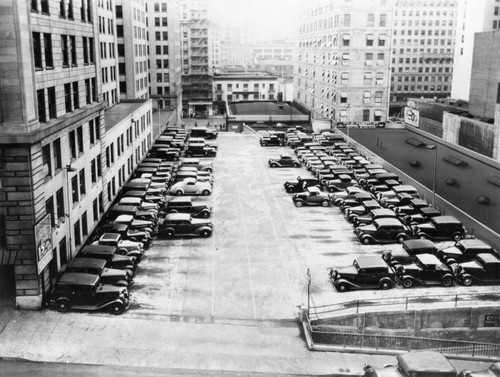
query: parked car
[
  {"left": 260, "top": 135, "right": 284, "bottom": 146},
  {"left": 66, "top": 258, "right": 133, "bottom": 287},
  {"left": 284, "top": 176, "right": 322, "bottom": 193},
  {"left": 394, "top": 253, "right": 456, "bottom": 288},
  {"left": 437, "top": 239, "right": 499, "bottom": 264},
  {"left": 118, "top": 197, "right": 159, "bottom": 212},
  {"left": 458, "top": 362, "right": 500, "bottom": 377},
  {"left": 103, "top": 223, "right": 152, "bottom": 248},
  {"left": 78, "top": 245, "right": 136, "bottom": 273},
  {"left": 355, "top": 218, "right": 412, "bottom": 244},
  {"left": 328, "top": 255, "right": 396, "bottom": 292},
  {"left": 184, "top": 144, "right": 216, "bottom": 157},
  {"left": 93, "top": 233, "right": 144, "bottom": 259},
  {"left": 169, "top": 177, "right": 212, "bottom": 196},
  {"left": 178, "top": 158, "right": 214, "bottom": 173},
  {"left": 173, "top": 170, "right": 213, "bottom": 185},
  {"left": 412, "top": 216, "right": 467, "bottom": 241},
  {"left": 48, "top": 273, "right": 130, "bottom": 314},
  {"left": 113, "top": 214, "right": 156, "bottom": 236},
  {"left": 344, "top": 200, "right": 381, "bottom": 223},
  {"left": 164, "top": 197, "right": 212, "bottom": 218},
  {"left": 148, "top": 147, "right": 181, "bottom": 161},
  {"left": 400, "top": 206, "right": 441, "bottom": 225},
  {"left": 382, "top": 239, "right": 438, "bottom": 266},
  {"left": 292, "top": 186, "right": 332, "bottom": 207},
  {"left": 190, "top": 126, "right": 217, "bottom": 139},
  {"left": 268, "top": 154, "right": 301, "bottom": 168},
  {"left": 352, "top": 208, "right": 399, "bottom": 227},
  {"left": 158, "top": 213, "right": 213, "bottom": 238},
  {"left": 455, "top": 253, "right": 500, "bottom": 286}
]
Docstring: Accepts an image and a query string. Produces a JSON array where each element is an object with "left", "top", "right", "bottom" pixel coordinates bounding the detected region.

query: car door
[
  {"left": 184, "top": 181, "right": 197, "bottom": 194},
  {"left": 309, "top": 192, "right": 321, "bottom": 204}
]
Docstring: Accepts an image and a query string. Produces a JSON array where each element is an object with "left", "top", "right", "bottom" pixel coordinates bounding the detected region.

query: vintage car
[
  {"left": 172, "top": 170, "right": 213, "bottom": 185},
  {"left": 355, "top": 218, "right": 413, "bottom": 244},
  {"left": 260, "top": 135, "right": 283, "bottom": 146},
  {"left": 400, "top": 206, "right": 441, "bottom": 225},
  {"left": 455, "top": 253, "right": 500, "bottom": 286},
  {"left": 382, "top": 239, "right": 438, "bottom": 266},
  {"left": 268, "top": 154, "right": 301, "bottom": 168},
  {"left": 393, "top": 253, "right": 456, "bottom": 288},
  {"left": 103, "top": 223, "right": 152, "bottom": 248},
  {"left": 189, "top": 126, "right": 218, "bottom": 139},
  {"left": 93, "top": 233, "right": 144, "bottom": 259},
  {"left": 48, "top": 272, "right": 130, "bottom": 314},
  {"left": 169, "top": 178, "right": 212, "bottom": 196},
  {"left": 292, "top": 186, "right": 332, "bottom": 207},
  {"left": 148, "top": 147, "right": 181, "bottom": 161},
  {"left": 344, "top": 200, "right": 381, "bottom": 223},
  {"left": 352, "top": 208, "right": 399, "bottom": 227},
  {"left": 118, "top": 197, "right": 159, "bottom": 212},
  {"left": 284, "top": 176, "right": 323, "bottom": 193},
  {"left": 164, "top": 197, "right": 212, "bottom": 218},
  {"left": 158, "top": 213, "right": 213, "bottom": 238},
  {"left": 458, "top": 362, "right": 500, "bottom": 377},
  {"left": 328, "top": 255, "right": 396, "bottom": 292},
  {"left": 437, "top": 239, "right": 499, "bottom": 264},
  {"left": 77, "top": 245, "right": 136, "bottom": 273},
  {"left": 65, "top": 258, "right": 133, "bottom": 287},
  {"left": 412, "top": 216, "right": 467, "bottom": 241},
  {"left": 184, "top": 144, "right": 217, "bottom": 157},
  {"left": 113, "top": 214, "right": 156, "bottom": 235},
  {"left": 178, "top": 158, "right": 214, "bottom": 173}
]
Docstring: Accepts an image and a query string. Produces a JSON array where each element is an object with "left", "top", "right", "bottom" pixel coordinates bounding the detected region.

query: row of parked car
[
  {"left": 269, "top": 129, "right": 500, "bottom": 292},
  {"left": 47, "top": 127, "right": 217, "bottom": 315}
]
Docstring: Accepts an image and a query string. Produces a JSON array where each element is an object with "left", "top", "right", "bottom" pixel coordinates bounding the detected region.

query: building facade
[
  {"left": 0, "top": 0, "right": 153, "bottom": 309},
  {"left": 390, "top": 0, "right": 458, "bottom": 114},
  {"left": 146, "top": 0, "right": 183, "bottom": 118},
  {"left": 451, "top": 0, "right": 498, "bottom": 102},
  {"left": 294, "top": 0, "right": 393, "bottom": 124}
]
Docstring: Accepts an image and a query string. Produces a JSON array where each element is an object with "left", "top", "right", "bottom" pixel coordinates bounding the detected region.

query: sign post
[{"left": 307, "top": 268, "right": 311, "bottom": 316}]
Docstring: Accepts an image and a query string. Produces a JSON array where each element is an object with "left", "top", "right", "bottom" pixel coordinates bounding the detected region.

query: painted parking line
[{"left": 167, "top": 237, "right": 184, "bottom": 315}]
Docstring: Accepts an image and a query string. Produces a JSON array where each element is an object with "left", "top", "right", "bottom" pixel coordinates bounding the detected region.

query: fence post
[
  {"left": 307, "top": 268, "right": 311, "bottom": 316},
  {"left": 405, "top": 297, "right": 408, "bottom": 310},
  {"left": 455, "top": 295, "right": 458, "bottom": 308},
  {"left": 472, "top": 343, "right": 475, "bottom": 357},
  {"left": 357, "top": 300, "right": 360, "bottom": 313}
]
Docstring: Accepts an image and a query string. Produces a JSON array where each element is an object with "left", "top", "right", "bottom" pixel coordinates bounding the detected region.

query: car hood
[
  {"left": 358, "top": 224, "right": 376, "bottom": 232},
  {"left": 191, "top": 218, "right": 212, "bottom": 227},
  {"left": 335, "top": 265, "right": 358, "bottom": 277},
  {"left": 439, "top": 246, "right": 462, "bottom": 257},
  {"left": 96, "top": 284, "right": 127, "bottom": 295},
  {"left": 131, "top": 219, "right": 154, "bottom": 227},
  {"left": 400, "top": 263, "right": 422, "bottom": 272},
  {"left": 118, "top": 241, "right": 142, "bottom": 249},
  {"left": 459, "top": 260, "right": 483, "bottom": 271},
  {"left": 102, "top": 268, "right": 129, "bottom": 278}
]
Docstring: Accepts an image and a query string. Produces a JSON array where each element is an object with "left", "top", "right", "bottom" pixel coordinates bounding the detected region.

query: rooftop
[
  {"left": 104, "top": 100, "right": 149, "bottom": 132},
  {"left": 229, "top": 101, "right": 307, "bottom": 116}
]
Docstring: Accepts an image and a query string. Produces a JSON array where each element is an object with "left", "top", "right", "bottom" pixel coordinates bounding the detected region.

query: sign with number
[
  {"left": 485, "top": 314, "right": 500, "bottom": 327},
  {"left": 35, "top": 215, "right": 53, "bottom": 274},
  {"left": 404, "top": 107, "right": 419, "bottom": 128}
]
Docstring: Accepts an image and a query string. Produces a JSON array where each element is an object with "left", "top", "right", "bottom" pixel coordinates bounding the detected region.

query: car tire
[
  {"left": 294, "top": 200, "right": 303, "bottom": 207},
  {"left": 201, "top": 211, "right": 210, "bottom": 218},
  {"left": 361, "top": 237, "right": 372, "bottom": 245},
  {"left": 175, "top": 190, "right": 183, "bottom": 196},
  {"left": 337, "top": 283, "right": 349, "bottom": 292},
  {"left": 397, "top": 235, "right": 408, "bottom": 243},
  {"left": 202, "top": 189, "right": 211, "bottom": 196},
  {"left": 55, "top": 298, "right": 71, "bottom": 313},
  {"left": 442, "top": 277, "right": 453, "bottom": 287},
  {"left": 270, "top": 163, "right": 277, "bottom": 168},
  {"left": 117, "top": 248, "right": 128, "bottom": 255},
  {"left": 418, "top": 234, "right": 427, "bottom": 239},
  {"left": 321, "top": 200, "right": 330, "bottom": 207},
  {"left": 402, "top": 278, "right": 413, "bottom": 288},
  {"left": 116, "top": 280, "right": 128, "bottom": 287},
  {"left": 165, "top": 229, "right": 175, "bottom": 238},
  {"left": 453, "top": 233, "right": 463, "bottom": 241},
  {"left": 200, "top": 229, "right": 211, "bottom": 238},
  {"left": 110, "top": 302, "right": 125, "bottom": 315},
  {"left": 379, "top": 281, "right": 392, "bottom": 290},
  {"left": 293, "top": 163, "right": 300, "bottom": 167},
  {"left": 286, "top": 187, "right": 295, "bottom": 194},
  {"left": 462, "top": 276, "right": 473, "bottom": 286}
]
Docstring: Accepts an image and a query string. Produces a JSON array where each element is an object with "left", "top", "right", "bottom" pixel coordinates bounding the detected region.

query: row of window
[
  {"left": 33, "top": 33, "right": 95, "bottom": 70},
  {"left": 392, "top": 75, "right": 450, "bottom": 82},
  {"left": 154, "top": 31, "right": 169, "bottom": 41},
  {"left": 155, "top": 59, "right": 170, "bottom": 69},
  {"left": 101, "top": 66, "right": 117, "bottom": 84},
  {"left": 300, "top": 13, "right": 388, "bottom": 35},
  {"left": 99, "top": 41, "right": 116, "bottom": 59},
  {"left": 395, "top": 9, "right": 453, "bottom": 17},
  {"left": 98, "top": 15, "right": 114, "bottom": 34},
  {"left": 152, "top": 3, "right": 168, "bottom": 12},
  {"left": 394, "top": 38, "right": 453, "bottom": 46},
  {"left": 393, "top": 58, "right": 452, "bottom": 68},
  {"left": 219, "top": 94, "right": 275, "bottom": 102},
  {"left": 391, "top": 84, "right": 450, "bottom": 92},
  {"left": 37, "top": 79, "right": 97, "bottom": 123},
  {"left": 395, "top": 29, "right": 454, "bottom": 36},
  {"left": 215, "top": 83, "right": 276, "bottom": 91},
  {"left": 32, "top": 0, "right": 93, "bottom": 23},
  {"left": 395, "top": 19, "right": 454, "bottom": 27}
]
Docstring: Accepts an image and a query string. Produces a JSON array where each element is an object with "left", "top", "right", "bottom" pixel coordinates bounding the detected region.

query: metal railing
[
  {"left": 301, "top": 310, "right": 500, "bottom": 359},
  {"left": 309, "top": 292, "right": 500, "bottom": 321}
]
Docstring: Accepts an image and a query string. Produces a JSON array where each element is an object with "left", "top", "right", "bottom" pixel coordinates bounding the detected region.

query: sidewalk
[{"left": 0, "top": 309, "right": 491, "bottom": 376}]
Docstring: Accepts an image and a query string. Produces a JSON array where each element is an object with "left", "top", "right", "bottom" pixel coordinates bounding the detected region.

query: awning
[
  {"left": 342, "top": 53, "right": 350, "bottom": 59},
  {"left": 375, "top": 110, "right": 382, "bottom": 116},
  {"left": 364, "top": 92, "right": 371, "bottom": 97},
  {"left": 340, "top": 92, "right": 347, "bottom": 97},
  {"left": 341, "top": 72, "right": 349, "bottom": 79},
  {"left": 188, "top": 102, "right": 212, "bottom": 105},
  {"left": 364, "top": 72, "right": 373, "bottom": 78},
  {"left": 343, "top": 34, "right": 351, "bottom": 40},
  {"left": 366, "top": 34, "right": 374, "bottom": 40}
]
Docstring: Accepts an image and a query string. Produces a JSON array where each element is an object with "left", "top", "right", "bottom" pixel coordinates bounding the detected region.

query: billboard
[
  {"left": 404, "top": 107, "right": 420, "bottom": 128},
  {"left": 35, "top": 215, "right": 53, "bottom": 274}
]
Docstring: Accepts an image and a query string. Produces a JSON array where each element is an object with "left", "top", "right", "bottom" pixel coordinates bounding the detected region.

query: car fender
[
  {"left": 94, "top": 298, "right": 129, "bottom": 311},
  {"left": 194, "top": 225, "right": 212, "bottom": 234},
  {"left": 333, "top": 278, "right": 362, "bottom": 289},
  {"left": 379, "top": 277, "right": 395, "bottom": 287}
]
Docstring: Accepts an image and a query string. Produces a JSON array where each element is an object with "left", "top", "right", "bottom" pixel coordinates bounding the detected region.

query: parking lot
[{"left": 127, "top": 132, "right": 500, "bottom": 321}]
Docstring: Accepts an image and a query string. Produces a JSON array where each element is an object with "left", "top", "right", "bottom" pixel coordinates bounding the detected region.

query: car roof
[
  {"left": 168, "top": 197, "right": 193, "bottom": 204},
  {"left": 306, "top": 186, "right": 322, "bottom": 193},
  {"left": 457, "top": 238, "right": 491, "bottom": 248},
  {"left": 58, "top": 272, "right": 99, "bottom": 286},
  {"left": 182, "top": 158, "right": 200, "bottom": 163},
  {"left": 182, "top": 177, "right": 197, "bottom": 184},
  {"left": 392, "top": 185, "right": 417, "bottom": 192},
  {"left": 356, "top": 255, "right": 388, "bottom": 269},
  {"left": 114, "top": 215, "right": 134, "bottom": 222},
  {"left": 280, "top": 153, "right": 291, "bottom": 158},
  {"left": 374, "top": 218, "right": 404, "bottom": 226},
  {"left": 371, "top": 208, "right": 396, "bottom": 216},
  {"left": 477, "top": 253, "right": 500, "bottom": 263},
  {"left": 69, "top": 258, "right": 107, "bottom": 269},
  {"left": 420, "top": 207, "right": 440, "bottom": 215},
  {"left": 402, "top": 239, "right": 437, "bottom": 251},
  {"left": 416, "top": 253, "right": 442, "bottom": 265},
  {"left": 165, "top": 213, "right": 191, "bottom": 221},
  {"left": 396, "top": 352, "right": 456, "bottom": 373},
  {"left": 431, "top": 216, "right": 461, "bottom": 225},
  {"left": 100, "top": 233, "right": 121, "bottom": 242},
  {"left": 80, "top": 245, "right": 116, "bottom": 254},
  {"left": 110, "top": 205, "right": 139, "bottom": 213}
]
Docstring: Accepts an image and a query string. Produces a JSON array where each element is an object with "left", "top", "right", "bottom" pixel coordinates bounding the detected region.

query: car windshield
[{"left": 353, "top": 260, "right": 360, "bottom": 271}]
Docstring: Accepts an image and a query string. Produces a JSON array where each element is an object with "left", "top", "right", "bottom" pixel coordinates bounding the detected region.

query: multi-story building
[
  {"left": 212, "top": 72, "right": 279, "bottom": 114},
  {"left": 180, "top": 0, "right": 213, "bottom": 117},
  {"left": 146, "top": 0, "right": 183, "bottom": 119},
  {"left": 451, "top": 0, "right": 497, "bottom": 102},
  {"left": 390, "top": 0, "right": 458, "bottom": 114},
  {"left": 97, "top": 0, "right": 119, "bottom": 108},
  {"left": 252, "top": 42, "right": 295, "bottom": 76},
  {"left": 294, "top": 0, "right": 393, "bottom": 124},
  {"left": 116, "top": 0, "right": 150, "bottom": 100},
  {"left": 0, "top": 0, "right": 152, "bottom": 310}
]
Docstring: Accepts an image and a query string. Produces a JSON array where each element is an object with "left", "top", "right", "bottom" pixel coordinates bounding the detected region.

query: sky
[{"left": 208, "top": 0, "right": 303, "bottom": 42}]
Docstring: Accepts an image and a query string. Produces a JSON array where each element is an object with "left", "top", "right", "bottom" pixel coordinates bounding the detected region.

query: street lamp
[{"left": 425, "top": 144, "right": 438, "bottom": 206}]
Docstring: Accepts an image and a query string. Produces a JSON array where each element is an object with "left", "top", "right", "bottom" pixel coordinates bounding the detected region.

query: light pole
[{"left": 425, "top": 144, "right": 438, "bottom": 206}]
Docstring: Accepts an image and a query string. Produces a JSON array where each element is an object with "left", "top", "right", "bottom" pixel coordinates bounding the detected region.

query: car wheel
[
  {"left": 165, "top": 229, "right": 175, "bottom": 238},
  {"left": 202, "top": 189, "right": 211, "bottom": 196},
  {"left": 293, "top": 163, "right": 300, "bottom": 167},
  {"left": 379, "top": 281, "right": 391, "bottom": 290},
  {"left": 201, "top": 229, "right": 211, "bottom": 238},
  {"left": 175, "top": 190, "right": 183, "bottom": 196},
  {"left": 462, "top": 276, "right": 473, "bottom": 286},
  {"left": 397, "top": 235, "right": 408, "bottom": 243},
  {"left": 403, "top": 278, "right": 413, "bottom": 288},
  {"left": 442, "top": 277, "right": 453, "bottom": 287},
  {"left": 110, "top": 302, "right": 125, "bottom": 315},
  {"left": 55, "top": 298, "right": 71, "bottom": 313},
  {"left": 201, "top": 211, "right": 210, "bottom": 218},
  {"left": 294, "top": 200, "right": 303, "bottom": 207},
  {"left": 418, "top": 234, "right": 427, "bottom": 239},
  {"left": 321, "top": 199, "right": 330, "bottom": 207},
  {"left": 270, "top": 163, "right": 277, "bottom": 168},
  {"left": 116, "top": 280, "right": 128, "bottom": 287},
  {"left": 453, "top": 233, "right": 463, "bottom": 241},
  {"left": 117, "top": 248, "right": 128, "bottom": 255},
  {"left": 286, "top": 187, "right": 295, "bottom": 194},
  {"left": 337, "top": 283, "right": 349, "bottom": 292},
  {"left": 361, "top": 237, "right": 372, "bottom": 245}
]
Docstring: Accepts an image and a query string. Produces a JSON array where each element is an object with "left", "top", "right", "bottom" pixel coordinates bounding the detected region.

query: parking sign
[{"left": 404, "top": 107, "right": 419, "bottom": 128}]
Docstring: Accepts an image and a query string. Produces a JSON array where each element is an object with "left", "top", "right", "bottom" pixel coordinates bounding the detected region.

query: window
[
  {"left": 31, "top": 0, "right": 38, "bottom": 11},
  {"left": 42, "top": 144, "right": 52, "bottom": 177},
  {"left": 53, "top": 138, "right": 62, "bottom": 170},
  {"left": 64, "top": 83, "right": 72, "bottom": 112},
  {"left": 41, "top": 0, "right": 49, "bottom": 14},
  {"left": 366, "top": 34, "right": 373, "bottom": 46},
  {"left": 79, "top": 169, "right": 86, "bottom": 196},
  {"left": 48, "top": 87, "right": 57, "bottom": 119},
  {"left": 365, "top": 53, "right": 373, "bottom": 66},
  {"left": 37, "top": 89, "right": 46, "bottom": 123},
  {"left": 116, "top": 5, "right": 122, "bottom": 18},
  {"left": 93, "top": 199, "right": 99, "bottom": 223},
  {"left": 44, "top": 33, "right": 53, "bottom": 68},
  {"left": 377, "top": 53, "right": 385, "bottom": 65},
  {"left": 343, "top": 14, "right": 350, "bottom": 27},
  {"left": 376, "top": 72, "right": 384, "bottom": 85},
  {"left": 97, "top": 155, "right": 102, "bottom": 176},
  {"left": 363, "top": 91, "right": 371, "bottom": 104},
  {"left": 71, "top": 175, "right": 79, "bottom": 203},
  {"left": 363, "top": 109, "right": 370, "bottom": 121},
  {"left": 46, "top": 196, "right": 55, "bottom": 226},
  {"left": 33, "top": 33, "right": 43, "bottom": 69},
  {"left": 61, "top": 35, "right": 69, "bottom": 66},
  {"left": 83, "top": 37, "right": 89, "bottom": 64},
  {"left": 340, "top": 92, "right": 348, "bottom": 103},
  {"left": 378, "top": 35, "right": 386, "bottom": 46},
  {"left": 74, "top": 221, "right": 81, "bottom": 247},
  {"left": 77, "top": 126, "right": 84, "bottom": 153},
  {"left": 85, "top": 79, "right": 91, "bottom": 104},
  {"left": 367, "top": 14, "right": 374, "bottom": 27},
  {"left": 375, "top": 91, "right": 383, "bottom": 103},
  {"left": 162, "top": 17, "right": 167, "bottom": 26},
  {"left": 380, "top": 14, "right": 387, "bottom": 27},
  {"left": 56, "top": 188, "right": 65, "bottom": 219},
  {"left": 91, "top": 159, "right": 97, "bottom": 183},
  {"left": 72, "top": 82, "right": 79, "bottom": 109},
  {"left": 341, "top": 72, "right": 349, "bottom": 85},
  {"left": 69, "top": 130, "right": 77, "bottom": 158},
  {"left": 364, "top": 72, "right": 372, "bottom": 85},
  {"left": 82, "top": 212, "right": 88, "bottom": 236},
  {"left": 60, "top": 0, "right": 66, "bottom": 17},
  {"left": 68, "top": 0, "right": 74, "bottom": 18},
  {"left": 89, "top": 37, "right": 95, "bottom": 63},
  {"left": 91, "top": 78, "right": 97, "bottom": 102}
]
